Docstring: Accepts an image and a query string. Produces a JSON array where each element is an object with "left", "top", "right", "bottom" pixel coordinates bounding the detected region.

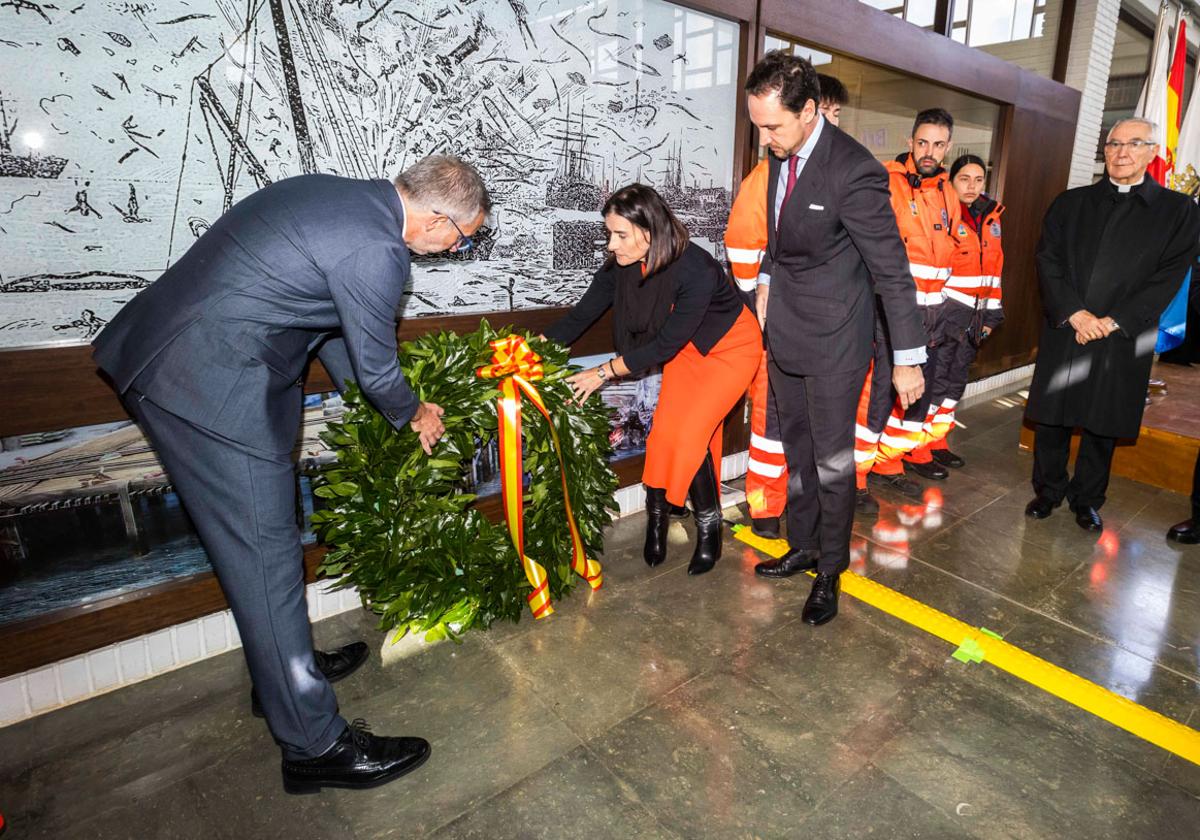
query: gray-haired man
[
  {"left": 94, "top": 155, "right": 490, "bottom": 793},
  {"left": 1026, "top": 119, "right": 1199, "bottom": 531}
]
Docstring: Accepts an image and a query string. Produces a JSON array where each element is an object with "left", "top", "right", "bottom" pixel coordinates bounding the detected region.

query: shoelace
[{"left": 348, "top": 718, "right": 374, "bottom": 753}]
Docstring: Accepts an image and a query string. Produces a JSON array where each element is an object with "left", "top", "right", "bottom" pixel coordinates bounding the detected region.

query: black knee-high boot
[
  {"left": 687, "top": 453, "right": 722, "bottom": 576},
  {"left": 643, "top": 486, "right": 670, "bottom": 566}
]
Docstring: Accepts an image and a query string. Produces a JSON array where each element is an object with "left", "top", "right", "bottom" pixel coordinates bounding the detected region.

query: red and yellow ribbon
[{"left": 476, "top": 335, "right": 603, "bottom": 618}]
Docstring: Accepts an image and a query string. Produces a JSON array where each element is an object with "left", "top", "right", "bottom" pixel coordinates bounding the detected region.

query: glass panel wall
[
  {"left": 858, "top": 0, "right": 1064, "bottom": 79},
  {"left": 950, "top": 0, "right": 1063, "bottom": 78},
  {"left": 0, "top": 0, "right": 744, "bottom": 628},
  {"left": 860, "top": 0, "right": 935, "bottom": 28}
]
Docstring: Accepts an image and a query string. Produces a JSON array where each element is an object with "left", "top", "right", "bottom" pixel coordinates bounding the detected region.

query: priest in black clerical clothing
[{"left": 1025, "top": 117, "right": 1200, "bottom": 531}]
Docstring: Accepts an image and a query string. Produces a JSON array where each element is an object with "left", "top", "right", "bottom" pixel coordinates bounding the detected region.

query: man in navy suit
[
  {"left": 94, "top": 155, "right": 490, "bottom": 793},
  {"left": 745, "top": 53, "right": 926, "bottom": 625}
]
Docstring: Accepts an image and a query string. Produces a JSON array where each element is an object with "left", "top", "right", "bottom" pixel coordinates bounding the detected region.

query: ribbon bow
[
  {"left": 476, "top": 334, "right": 545, "bottom": 380},
  {"left": 476, "top": 335, "right": 602, "bottom": 618}
]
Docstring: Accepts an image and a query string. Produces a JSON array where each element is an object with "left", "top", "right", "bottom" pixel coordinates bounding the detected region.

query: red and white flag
[{"left": 1136, "top": 5, "right": 1182, "bottom": 184}]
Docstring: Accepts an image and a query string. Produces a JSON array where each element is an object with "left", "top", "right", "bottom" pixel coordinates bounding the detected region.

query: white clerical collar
[{"left": 1109, "top": 176, "right": 1145, "bottom": 193}]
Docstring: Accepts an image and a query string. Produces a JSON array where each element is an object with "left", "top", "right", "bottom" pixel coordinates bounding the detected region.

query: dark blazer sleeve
[
  {"left": 325, "top": 247, "right": 421, "bottom": 429},
  {"left": 839, "top": 155, "right": 926, "bottom": 352},
  {"left": 758, "top": 156, "right": 776, "bottom": 283},
  {"left": 758, "top": 240, "right": 774, "bottom": 284},
  {"left": 1035, "top": 193, "right": 1086, "bottom": 327},
  {"left": 316, "top": 334, "right": 356, "bottom": 393},
  {"left": 1109, "top": 199, "right": 1200, "bottom": 335},
  {"left": 543, "top": 268, "right": 616, "bottom": 345},
  {"left": 622, "top": 257, "right": 713, "bottom": 373}
]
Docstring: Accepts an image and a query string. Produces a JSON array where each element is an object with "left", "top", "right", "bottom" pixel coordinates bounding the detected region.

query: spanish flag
[
  {"left": 1164, "top": 17, "right": 1188, "bottom": 177},
  {"left": 1137, "top": 4, "right": 1178, "bottom": 185}
]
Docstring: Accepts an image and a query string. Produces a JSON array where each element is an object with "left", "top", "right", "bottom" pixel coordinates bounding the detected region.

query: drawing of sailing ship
[{"left": 545, "top": 103, "right": 606, "bottom": 212}]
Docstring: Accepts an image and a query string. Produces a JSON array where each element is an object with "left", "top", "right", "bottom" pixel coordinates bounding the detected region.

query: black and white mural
[{"left": 0, "top": 0, "right": 739, "bottom": 348}]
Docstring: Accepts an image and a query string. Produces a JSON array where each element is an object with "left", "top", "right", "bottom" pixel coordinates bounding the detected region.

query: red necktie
[{"left": 783, "top": 154, "right": 799, "bottom": 206}]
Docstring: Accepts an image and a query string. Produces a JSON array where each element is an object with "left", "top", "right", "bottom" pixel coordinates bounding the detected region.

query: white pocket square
[{"left": 808, "top": 203, "right": 825, "bottom": 211}]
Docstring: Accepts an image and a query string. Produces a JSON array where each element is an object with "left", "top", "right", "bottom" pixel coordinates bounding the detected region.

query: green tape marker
[{"left": 952, "top": 638, "right": 986, "bottom": 664}]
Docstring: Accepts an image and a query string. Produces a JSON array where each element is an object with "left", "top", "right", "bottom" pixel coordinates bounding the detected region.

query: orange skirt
[{"left": 643, "top": 306, "right": 762, "bottom": 506}]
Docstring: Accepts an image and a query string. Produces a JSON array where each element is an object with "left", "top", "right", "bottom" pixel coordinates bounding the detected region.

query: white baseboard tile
[{"left": 0, "top": 574, "right": 364, "bottom": 729}]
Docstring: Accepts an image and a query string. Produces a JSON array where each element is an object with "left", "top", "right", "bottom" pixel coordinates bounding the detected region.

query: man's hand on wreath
[{"left": 410, "top": 401, "right": 446, "bottom": 455}]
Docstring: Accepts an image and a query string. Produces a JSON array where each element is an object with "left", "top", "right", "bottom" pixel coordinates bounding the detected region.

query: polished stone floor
[{"left": 2, "top": 393, "right": 1198, "bottom": 838}]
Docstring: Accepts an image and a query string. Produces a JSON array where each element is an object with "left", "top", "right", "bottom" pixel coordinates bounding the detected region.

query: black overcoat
[{"left": 1026, "top": 177, "right": 1200, "bottom": 438}]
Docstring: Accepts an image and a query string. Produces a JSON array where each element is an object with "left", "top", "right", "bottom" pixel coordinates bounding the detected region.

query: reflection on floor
[{"left": 2, "top": 393, "right": 1198, "bottom": 838}]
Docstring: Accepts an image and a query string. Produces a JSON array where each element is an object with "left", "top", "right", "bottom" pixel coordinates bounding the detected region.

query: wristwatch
[{"left": 596, "top": 364, "right": 608, "bottom": 381}]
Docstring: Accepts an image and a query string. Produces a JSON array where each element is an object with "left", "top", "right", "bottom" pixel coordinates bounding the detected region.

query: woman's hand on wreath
[
  {"left": 410, "top": 401, "right": 446, "bottom": 455},
  {"left": 567, "top": 368, "right": 606, "bottom": 404}
]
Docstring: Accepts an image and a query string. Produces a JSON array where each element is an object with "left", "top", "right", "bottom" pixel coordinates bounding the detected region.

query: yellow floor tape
[{"left": 733, "top": 526, "right": 1200, "bottom": 766}]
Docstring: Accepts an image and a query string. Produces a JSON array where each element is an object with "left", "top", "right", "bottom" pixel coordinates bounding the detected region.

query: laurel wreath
[{"left": 312, "top": 320, "right": 618, "bottom": 642}]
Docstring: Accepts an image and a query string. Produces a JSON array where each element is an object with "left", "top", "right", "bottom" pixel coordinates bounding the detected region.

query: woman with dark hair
[
  {"left": 928, "top": 153, "right": 1005, "bottom": 466},
  {"left": 544, "top": 183, "right": 761, "bottom": 575}
]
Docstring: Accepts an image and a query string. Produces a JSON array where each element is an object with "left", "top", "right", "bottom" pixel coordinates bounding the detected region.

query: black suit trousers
[
  {"left": 1032, "top": 423, "right": 1117, "bottom": 511},
  {"left": 768, "top": 356, "right": 870, "bottom": 574},
  {"left": 124, "top": 390, "right": 346, "bottom": 759}
]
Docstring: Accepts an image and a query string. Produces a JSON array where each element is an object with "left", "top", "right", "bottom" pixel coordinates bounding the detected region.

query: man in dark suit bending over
[
  {"left": 747, "top": 53, "right": 927, "bottom": 625},
  {"left": 93, "top": 155, "right": 490, "bottom": 793}
]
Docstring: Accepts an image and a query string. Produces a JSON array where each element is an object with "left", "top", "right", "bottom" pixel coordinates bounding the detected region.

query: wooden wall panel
[
  {"left": 0, "top": 307, "right": 615, "bottom": 438},
  {"left": 977, "top": 102, "right": 1079, "bottom": 377}
]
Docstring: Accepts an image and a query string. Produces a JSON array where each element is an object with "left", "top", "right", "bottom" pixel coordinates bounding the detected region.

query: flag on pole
[
  {"left": 1157, "top": 11, "right": 1195, "bottom": 354},
  {"left": 1156, "top": 274, "right": 1191, "bottom": 353},
  {"left": 1174, "top": 21, "right": 1200, "bottom": 190},
  {"left": 1165, "top": 16, "right": 1188, "bottom": 173},
  {"left": 1136, "top": 4, "right": 1177, "bottom": 184}
]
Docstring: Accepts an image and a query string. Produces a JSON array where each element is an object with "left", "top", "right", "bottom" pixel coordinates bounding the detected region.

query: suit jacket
[
  {"left": 93, "top": 174, "right": 420, "bottom": 454},
  {"left": 1026, "top": 177, "right": 1200, "bottom": 438},
  {"left": 761, "top": 123, "right": 925, "bottom": 375}
]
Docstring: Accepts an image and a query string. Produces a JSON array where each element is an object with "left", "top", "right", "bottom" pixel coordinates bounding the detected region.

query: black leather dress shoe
[
  {"left": 905, "top": 459, "right": 948, "bottom": 480},
  {"left": 252, "top": 641, "right": 370, "bottom": 718},
  {"left": 1072, "top": 506, "right": 1103, "bottom": 531},
  {"left": 282, "top": 719, "right": 430, "bottom": 794},
  {"left": 751, "top": 516, "right": 782, "bottom": 539},
  {"left": 869, "top": 472, "right": 924, "bottom": 498},
  {"left": 754, "top": 547, "right": 818, "bottom": 578},
  {"left": 802, "top": 572, "right": 840, "bottom": 626},
  {"left": 855, "top": 489, "right": 879, "bottom": 513},
  {"left": 931, "top": 449, "right": 965, "bottom": 469},
  {"left": 1024, "top": 497, "right": 1059, "bottom": 519},
  {"left": 1168, "top": 517, "right": 1200, "bottom": 544}
]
